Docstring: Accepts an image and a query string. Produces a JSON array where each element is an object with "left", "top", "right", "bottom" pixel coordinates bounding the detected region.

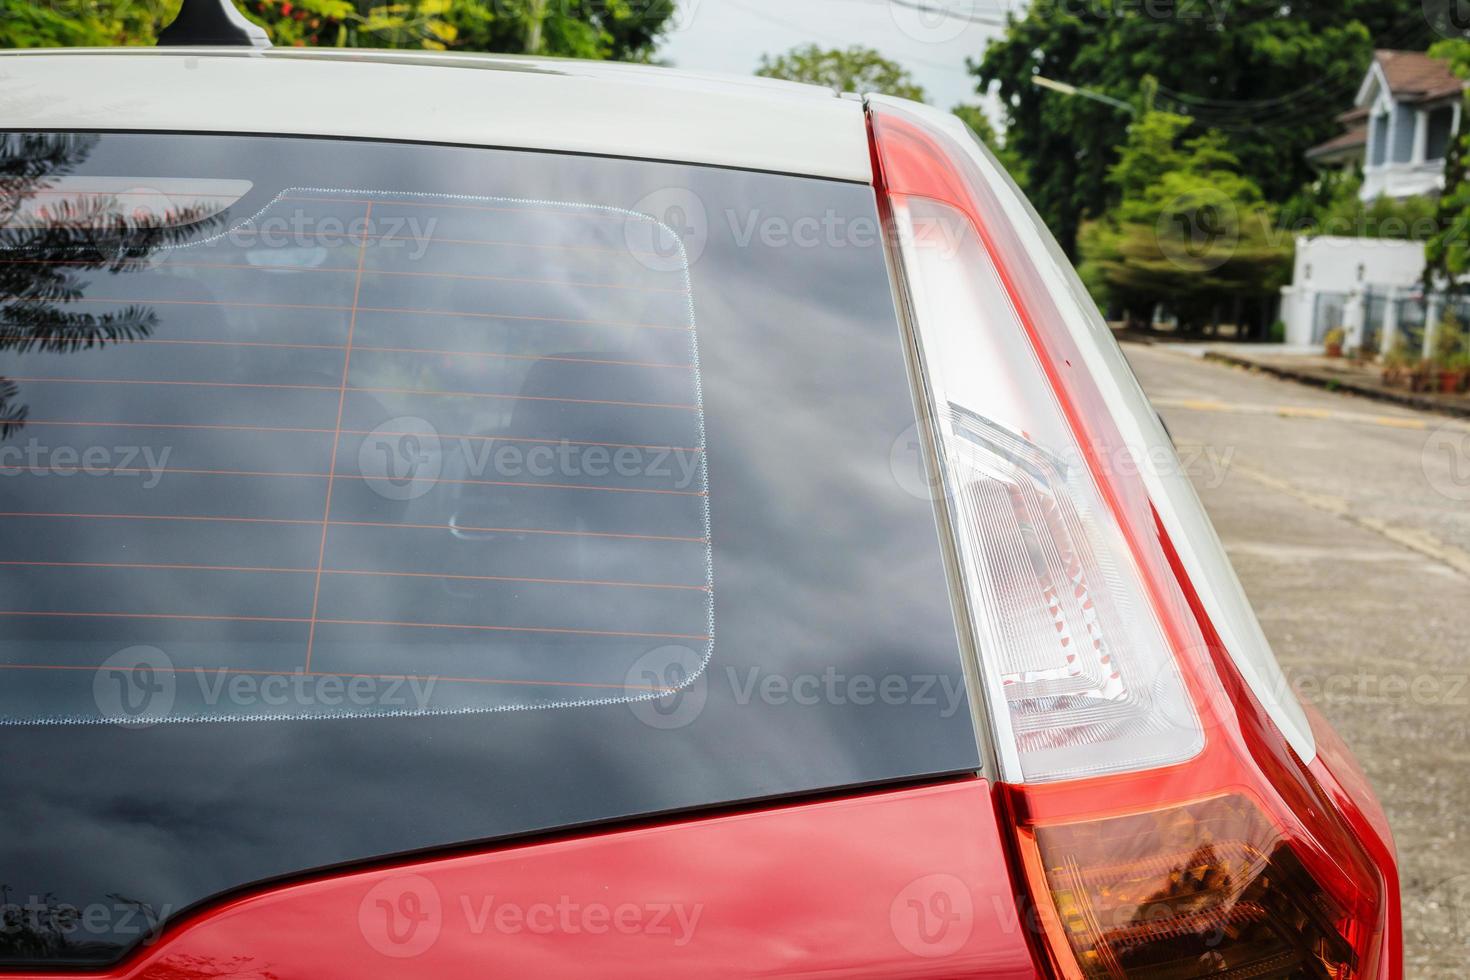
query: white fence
[{"left": 1279, "top": 235, "right": 1460, "bottom": 356}]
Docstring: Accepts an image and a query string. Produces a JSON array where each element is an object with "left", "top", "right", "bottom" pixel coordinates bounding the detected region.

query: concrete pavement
[{"left": 1125, "top": 342, "right": 1470, "bottom": 977}]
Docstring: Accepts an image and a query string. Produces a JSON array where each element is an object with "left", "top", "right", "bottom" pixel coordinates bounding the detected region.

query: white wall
[
  {"left": 1279, "top": 236, "right": 1426, "bottom": 347},
  {"left": 1290, "top": 236, "right": 1426, "bottom": 292}
]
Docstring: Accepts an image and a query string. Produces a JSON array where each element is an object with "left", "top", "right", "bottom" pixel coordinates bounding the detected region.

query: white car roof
[{"left": 0, "top": 48, "right": 874, "bottom": 182}]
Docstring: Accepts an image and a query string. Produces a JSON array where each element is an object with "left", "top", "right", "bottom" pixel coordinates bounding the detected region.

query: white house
[
  {"left": 1280, "top": 51, "right": 1467, "bottom": 354},
  {"left": 1306, "top": 50, "right": 1463, "bottom": 202}
]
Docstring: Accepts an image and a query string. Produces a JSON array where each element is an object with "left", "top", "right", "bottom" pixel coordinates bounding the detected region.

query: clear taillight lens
[{"left": 891, "top": 192, "right": 1201, "bottom": 784}]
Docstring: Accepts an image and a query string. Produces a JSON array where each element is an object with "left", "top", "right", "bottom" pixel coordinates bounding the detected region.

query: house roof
[
  {"left": 1306, "top": 125, "right": 1368, "bottom": 161},
  {"left": 1309, "top": 50, "right": 1462, "bottom": 166},
  {"left": 1372, "top": 50, "right": 1464, "bottom": 104}
]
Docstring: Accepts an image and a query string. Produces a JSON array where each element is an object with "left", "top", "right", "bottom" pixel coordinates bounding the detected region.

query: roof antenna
[{"left": 157, "top": 0, "right": 272, "bottom": 48}]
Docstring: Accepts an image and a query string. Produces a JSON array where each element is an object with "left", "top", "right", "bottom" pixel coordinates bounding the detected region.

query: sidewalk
[{"left": 1163, "top": 342, "right": 1470, "bottom": 420}]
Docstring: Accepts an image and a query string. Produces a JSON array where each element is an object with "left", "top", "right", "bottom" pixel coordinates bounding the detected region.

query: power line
[
  {"left": 886, "top": 0, "right": 1013, "bottom": 27},
  {"left": 725, "top": 0, "right": 985, "bottom": 76},
  {"left": 817, "top": 0, "right": 1015, "bottom": 28}
]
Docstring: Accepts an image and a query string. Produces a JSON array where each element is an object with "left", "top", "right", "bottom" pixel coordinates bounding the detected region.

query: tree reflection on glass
[{"left": 0, "top": 133, "right": 226, "bottom": 437}]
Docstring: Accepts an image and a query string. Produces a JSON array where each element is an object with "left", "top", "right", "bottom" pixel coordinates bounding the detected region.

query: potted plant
[
  {"left": 1409, "top": 359, "right": 1436, "bottom": 392},
  {"left": 1323, "top": 327, "right": 1345, "bottom": 358},
  {"left": 1432, "top": 312, "right": 1468, "bottom": 394},
  {"left": 1449, "top": 352, "right": 1470, "bottom": 394},
  {"left": 1381, "top": 336, "right": 1414, "bottom": 386},
  {"left": 1437, "top": 364, "right": 1462, "bottom": 394}
]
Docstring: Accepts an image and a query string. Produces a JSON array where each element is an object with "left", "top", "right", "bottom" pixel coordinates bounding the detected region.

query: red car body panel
[
  {"left": 1304, "top": 703, "right": 1404, "bottom": 980},
  {"left": 0, "top": 779, "right": 1040, "bottom": 980}
]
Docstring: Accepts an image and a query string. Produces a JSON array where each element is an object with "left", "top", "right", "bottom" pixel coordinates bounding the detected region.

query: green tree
[
  {"left": 0, "top": 0, "right": 672, "bottom": 57},
  {"left": 0, "top": 0, "right": 175, "bottom": 47},
  {"left": 973, "top": 0, "right": 1431, "bottom": 256},
  {"left": 0, "top": 0, "right": 455, "bottom": 49},
  {"left": 1281, "top": 171, "right": 1438, "bottom": 241},
  {"left": 240, "top": 0, "right": 456, "bottom": 48},
  {"left": 757, "top": 44, "right": 925, "bottom": 101},
  {"left": 445, "top": 0, "right": 673, "bottom": 60},
  {"left": 1078, "top": 110, "right": 1290, "bottom": 335},
  {"left": 1426, "top": 39, "right": 1470, "bottom": 289}
]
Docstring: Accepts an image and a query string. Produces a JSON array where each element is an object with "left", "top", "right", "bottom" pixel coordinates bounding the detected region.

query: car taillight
[
  {"left": 867, "top": 97, "right": 1398, "bottom": 979},
  {"left": 1023, "top": 794, "right": 1370, "bottom": 978}
]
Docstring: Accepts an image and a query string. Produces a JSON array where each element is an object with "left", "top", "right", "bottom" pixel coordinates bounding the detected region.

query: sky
[{"left": 658, "top": 0, "right": 1023, "bottom": 113}]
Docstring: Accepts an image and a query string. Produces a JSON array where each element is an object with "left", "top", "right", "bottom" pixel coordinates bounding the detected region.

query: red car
[{"left": 0, "top": 4, "right": 1398, "bottom": 977}]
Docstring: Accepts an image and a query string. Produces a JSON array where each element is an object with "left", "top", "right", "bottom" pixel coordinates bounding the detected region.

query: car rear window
[
  {"left": 2, "top": 182, "right": 711, "bottom": 723},
  {"left": 0, "top": 132, "right": 977, "bottom": 965}
]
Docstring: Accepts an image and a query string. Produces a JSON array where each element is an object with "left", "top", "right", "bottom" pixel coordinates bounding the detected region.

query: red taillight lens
[
  {"left": 867, "top": 97, "right": 1398, "bottom": 978},
  {"left": 1024, "top": 794, "right": 1370, "bottom": 978}
]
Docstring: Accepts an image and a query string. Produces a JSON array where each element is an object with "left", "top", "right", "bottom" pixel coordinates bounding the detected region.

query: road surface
[{"left": 1125, "top": 343, "right": 1470, "bottom": 977}]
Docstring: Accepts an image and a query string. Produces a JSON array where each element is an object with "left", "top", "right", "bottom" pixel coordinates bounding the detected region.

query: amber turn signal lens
[{"left": 1030, "top": 795, "right": 1360, "bottom": 979}]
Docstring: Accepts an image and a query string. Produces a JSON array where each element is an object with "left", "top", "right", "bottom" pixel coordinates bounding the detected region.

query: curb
[{"left": 1202, "top": 351, "right": 1470, "bottom": 421}]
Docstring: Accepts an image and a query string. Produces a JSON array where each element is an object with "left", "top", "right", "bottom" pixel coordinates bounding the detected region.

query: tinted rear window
[{"left": 0, "top": 132, "right": 977, "bottom": 964}]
